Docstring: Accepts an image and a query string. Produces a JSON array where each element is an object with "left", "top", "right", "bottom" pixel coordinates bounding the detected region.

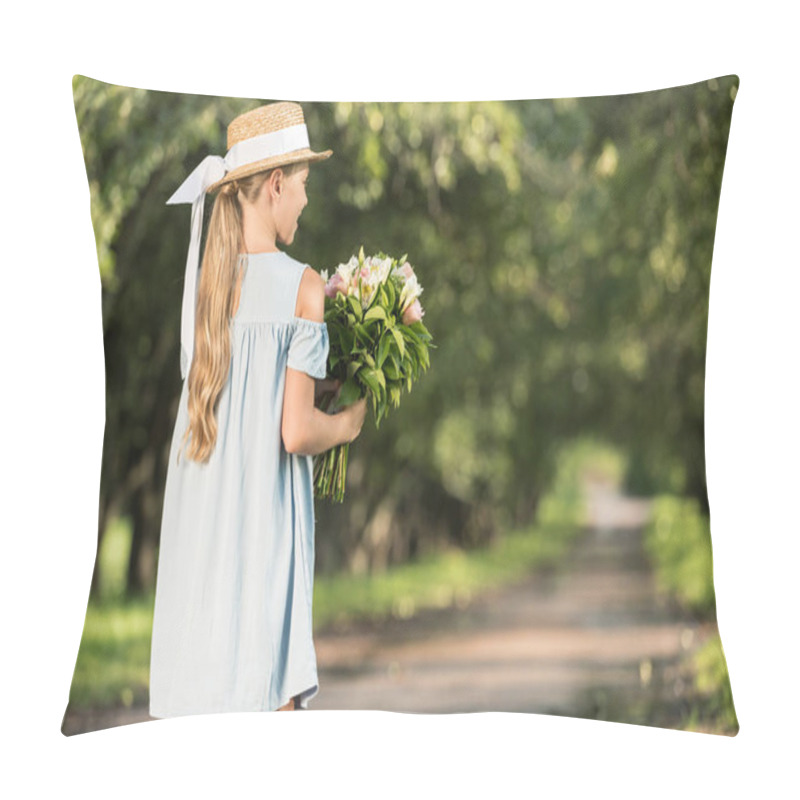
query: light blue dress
[{"left": 149, "top": 251, "right": 329, "bottom": 718}]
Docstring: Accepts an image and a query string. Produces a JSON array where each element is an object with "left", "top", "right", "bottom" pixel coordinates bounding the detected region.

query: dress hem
[{"left": 149, "top": 676, "right": 319, "bottom": 719}]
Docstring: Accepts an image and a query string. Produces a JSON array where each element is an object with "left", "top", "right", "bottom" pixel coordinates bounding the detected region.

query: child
[{"left": 149, "top": 101, "right": 367, "bottom": 717}]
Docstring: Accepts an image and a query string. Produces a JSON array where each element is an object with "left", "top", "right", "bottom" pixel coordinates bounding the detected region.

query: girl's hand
[{"left": 340, "top": 396, "right": 368, "bottom": 443}]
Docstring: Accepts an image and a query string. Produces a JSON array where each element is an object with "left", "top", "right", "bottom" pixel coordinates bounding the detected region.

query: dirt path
[
  {"left": 310, "top": 480, "right": 710, "bottom": 728},
  {"left": 63, "top": 479, "right": 712, "bottom": 734}
]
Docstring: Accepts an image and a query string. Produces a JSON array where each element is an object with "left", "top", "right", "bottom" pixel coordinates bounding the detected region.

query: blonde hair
[{"left": 178, "top": 161, "right": 307, "bottom": 464}]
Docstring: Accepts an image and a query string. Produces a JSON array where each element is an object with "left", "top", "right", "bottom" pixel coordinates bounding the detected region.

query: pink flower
[
  {"left": 402, "top": 299, "right": 424, "bottom": 325},
  {"left": 325, "top": 273, "right": 347, "bottom": 298},
  {"left": 399, "top": 263, "right": 415, "bottom": 280}
]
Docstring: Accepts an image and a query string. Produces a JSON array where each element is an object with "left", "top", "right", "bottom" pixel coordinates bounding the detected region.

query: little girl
[{"left": 149, "top": 102, "right": 367, "bottom": 717}]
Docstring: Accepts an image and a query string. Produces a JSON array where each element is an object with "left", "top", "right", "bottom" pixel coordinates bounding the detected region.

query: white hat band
[{"left": 224, "top": 123, "right": 310, "bottom": 172}]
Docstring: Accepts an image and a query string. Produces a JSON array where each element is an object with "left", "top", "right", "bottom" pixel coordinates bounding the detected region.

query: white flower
[
  {"left": 399, "top": 273, "right": 423, "bottom": 311},
  {"left": 392, "top": 262, "right": 417, "bottom": 286},
  {"left": 332, "top": 251, "right": 421, "bottom": 310},
  {"left": 361, "top": 287, "right": 376, "bottom": 309},
  {"left": 337, "top": 256, "right": 358, "bottom": 286},
  {"left": 320, "top": 268, "right": 329, "bottom": 282}
]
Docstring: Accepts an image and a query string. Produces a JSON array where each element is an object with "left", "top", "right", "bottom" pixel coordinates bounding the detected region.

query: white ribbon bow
[{"left": 167, "top": 123, "right": 311, "bottom": 379}]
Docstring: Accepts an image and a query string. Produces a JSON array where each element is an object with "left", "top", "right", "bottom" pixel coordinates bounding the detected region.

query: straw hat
[{"left": 206, "top": 101, "right": 332, "bottom": 193}]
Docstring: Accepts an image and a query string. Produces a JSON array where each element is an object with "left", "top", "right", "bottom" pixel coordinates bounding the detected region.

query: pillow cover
[{"left": 62, "top": 75, "right": 739, "bottom": 736}]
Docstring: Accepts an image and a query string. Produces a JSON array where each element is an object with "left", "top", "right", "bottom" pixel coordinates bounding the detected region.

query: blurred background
[{"left": 62, "top": 75, "right": 738, "bottom": 735}]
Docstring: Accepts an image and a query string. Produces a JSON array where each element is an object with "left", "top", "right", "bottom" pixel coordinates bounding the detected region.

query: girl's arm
[{"left": 282, "top": 269, "right": 366, "bottom": 456}]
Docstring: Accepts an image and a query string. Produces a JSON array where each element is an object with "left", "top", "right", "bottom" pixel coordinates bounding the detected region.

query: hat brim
[{"left": 206, "top": 148, "right": 333, "bottom": 194}]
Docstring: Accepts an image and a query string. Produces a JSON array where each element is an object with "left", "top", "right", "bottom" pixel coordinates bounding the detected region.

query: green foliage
[
  {"left": 313, "top": 520, "right": 574, "bottom": 629},
  {"left": 624, "top": 448, "right": 687, "bottom": 497},
  {"left": 686, "top": 633, "right": 739, "bottom": 734},
  {"left": 95, "top": 515, "right": 133, "bottom": 600},
  {"left": 641, "top": 494, "right": 737, "bottom": 734},
  {"left": 537, "top": 436, "right": 625, "bottom": 528},
  {"left": 65, "top": 594, "right": 154, "bottom": 709},
  {"left": 643, "top": 495, "right": 717, "bottom": 615},
  {"left": 75, "top": 75, "right": 738, "bottom": 583}
]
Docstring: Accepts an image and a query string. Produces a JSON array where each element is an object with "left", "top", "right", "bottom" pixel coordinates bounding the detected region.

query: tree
[{"left": 74, "top": 76, "right": 736, "bottom": 590}]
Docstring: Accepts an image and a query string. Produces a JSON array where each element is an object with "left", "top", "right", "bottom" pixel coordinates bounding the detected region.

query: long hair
[{"left": 177, "top": 161, "right": 306, "bottom": 464}]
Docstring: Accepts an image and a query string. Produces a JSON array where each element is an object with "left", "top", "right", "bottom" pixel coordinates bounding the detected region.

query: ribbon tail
[
  {"left": 179, "top": 196, "right": 205, "bottom": 380},
  {"left": 167, "top": 154, "right": 227, "bottom": 378}
]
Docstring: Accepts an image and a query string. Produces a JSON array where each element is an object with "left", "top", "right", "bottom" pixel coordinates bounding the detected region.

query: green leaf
[
  {"left": 409, "top": 321, "right": 432, "bottom": 340},
  {"left": 385, "top": 279, "right": 396, "bottom": 308},
  {"left": 401, "top": 325, "right": 421, "bottom": 345},
  {"left": 348, "top": 295, "right": 363, "bottom": 321},
  {"left": 391, "top": 327, "right": 406, "bottom": 358},
  {"left": 338, "top": 378, "right": 362, "bottom": 406},
  {"left": 340, "top": 327, "right": 354, "bottom": 354},
  {"left": 377, "top": 332, "right": 392, "bottom": 368},
  {"left": 384, "top": 359, "right": 400, "bottom": 380},
  {"left": 364, "top": 306, "right": 387, "bottom": 323},
  {"left": 360, "top": 369, "right": 380, "bottom": 396},
  {"left": 361, "top": 368, "right": 386, "bottom": 394}
]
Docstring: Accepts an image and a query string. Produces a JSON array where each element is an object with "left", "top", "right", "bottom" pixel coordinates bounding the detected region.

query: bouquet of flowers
[{"left": 314, "top": 247, "right": 434, "bottom": 502}]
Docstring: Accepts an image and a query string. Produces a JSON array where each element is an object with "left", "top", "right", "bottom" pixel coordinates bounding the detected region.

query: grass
[
  {"left": 681, "top": 632, "right": 739, "bottom": 735},
  {"left": 314, "top": 521, "right": 579, "bottom": 629},
  {"left": 66, "top": 593, "right": 154, "bottom": 709},
  {"left": 643, "top": 494, "right": 739, "bottom": 735}
]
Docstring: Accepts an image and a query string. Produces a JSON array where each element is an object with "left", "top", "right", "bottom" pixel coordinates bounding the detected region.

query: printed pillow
[{"left": 62, "top": 75, "right": 739, "bottom": 736}]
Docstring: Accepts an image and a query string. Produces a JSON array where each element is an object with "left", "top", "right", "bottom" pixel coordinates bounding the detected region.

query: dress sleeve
[{"left": 287, "top": 318, "right": 330, "bottom": 380}]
